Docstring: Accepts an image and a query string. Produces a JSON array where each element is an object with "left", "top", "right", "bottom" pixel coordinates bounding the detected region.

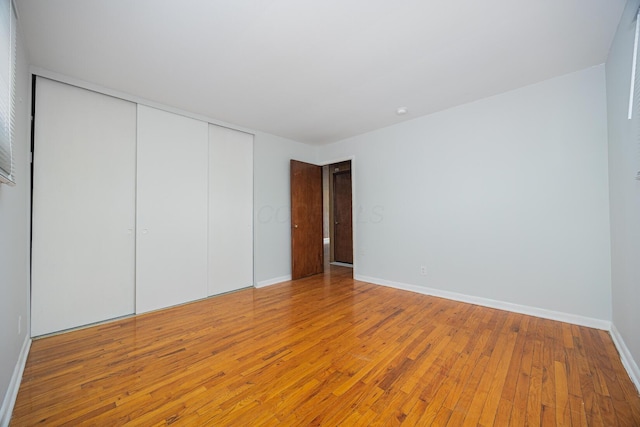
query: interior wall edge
[
  {"left": 610, "top": 323, "right": 640, "bottom": 393},
  {"left": 0, "top": 335, "right": 30, "bottom": 427},
  {"left": 355, "top": 274, "right": 612, "bottom": 331}
]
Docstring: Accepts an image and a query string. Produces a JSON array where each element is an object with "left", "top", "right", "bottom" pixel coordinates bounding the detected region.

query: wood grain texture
[
  {"left": 290, "top": 159, "right": 323, "bottom": 279},
  {"left": 11, "top": 266, "right": 640, "bottom": 426},
  {"left": 333, "top": 169, "right": 353, "bottom": 264}
]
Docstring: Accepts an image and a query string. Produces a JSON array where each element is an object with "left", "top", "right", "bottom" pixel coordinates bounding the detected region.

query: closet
[
  {"left": 135, "top": 105, "right": 209, "bottom": 314},
  {"left": 208, "top": 124, "right": 254, "bottom": 296},
  {"left": 31, "top": 78, "right": 254, "bottom": 336},
  {"left": 31, "top": 78, "right": 137, "bottom": 336}
]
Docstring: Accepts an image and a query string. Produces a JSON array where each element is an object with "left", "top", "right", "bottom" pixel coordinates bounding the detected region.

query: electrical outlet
[
  {"left": 420, "top": 266, "right": 427, "bottom": 276},
  {"left": 18, "top": 315, "right": 21, "bottom": 335}
]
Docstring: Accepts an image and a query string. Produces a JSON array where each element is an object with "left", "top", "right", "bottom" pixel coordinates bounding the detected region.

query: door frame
[{"left": 319, "top": 156, "right": 356, "bottom": 273}]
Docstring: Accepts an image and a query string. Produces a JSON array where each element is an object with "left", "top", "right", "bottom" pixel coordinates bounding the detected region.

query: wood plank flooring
[{"left": 11, "top": 266, "right": 640, "bottom": 426}]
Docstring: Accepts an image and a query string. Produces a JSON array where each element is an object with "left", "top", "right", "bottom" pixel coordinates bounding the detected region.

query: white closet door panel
[
  {"left": 31, "top": 78, "right": 136, "bottom": 336},
  {"left": 136, "top": 105, "right": 209, "bottom": 314},
  {"left": 208, "top": 124, "right": 254, "bottom": 296}
]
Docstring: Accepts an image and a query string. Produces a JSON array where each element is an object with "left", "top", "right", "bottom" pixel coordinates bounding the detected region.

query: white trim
[
  {"left": 30, "top": 67, "right": 255, "bottom": 137},
  {"left": 0, "top": 335, "right": 31, "bottom": 427},
  {"left": 317, "top": 155, "right": 355, "bottom": 167},
  {"left": 610, "top": 323, "right": 640, "bottom": 393},
  {"left": 354, "top": 274, "right": 611, "bottom": 330},
  {"left": 323, "top": 237, "right": 330, "bottom": 244},
  {"left": 255, "top": 275, "right": 292, "bottom": 288}
]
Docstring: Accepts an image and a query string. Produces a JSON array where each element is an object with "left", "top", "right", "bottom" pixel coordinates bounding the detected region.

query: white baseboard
[
  {"left": 0, "top": 335, "right": 31, "bottom": 427},
  {"left": 255, "top": 275, "right": 292, "bottom": 289},
  {"left": 610, "top": 324, "right": 640, "bottom": 393},
  {"left": 354, "top": 275, "right": 611, "bottom": 331}
]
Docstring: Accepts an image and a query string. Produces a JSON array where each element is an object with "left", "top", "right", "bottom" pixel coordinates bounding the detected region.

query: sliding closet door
[
  {"left": 208, "top": 125, "right": 254, "bottom": 295},
  {"left": 136, "top": 105, "right": 209, "bottom": 314},
  {"left": 31, "top": 78, "right": 136, "bottom": 336}
]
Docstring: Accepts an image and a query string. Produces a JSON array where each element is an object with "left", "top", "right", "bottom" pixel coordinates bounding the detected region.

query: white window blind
[
  {"left": 0, "top": 0, "right": 16, "bottom": 185},
  {"left": 629, "top": 8, "right": 640, "bottom": 181}
]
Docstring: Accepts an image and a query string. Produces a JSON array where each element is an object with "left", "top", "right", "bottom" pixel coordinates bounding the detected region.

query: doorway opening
[
  {"left": 323, "top": 160, "right": 353, "bottom": 267},
  {"left": 290, "top": 159, "right": 353, "bottom": 280}
]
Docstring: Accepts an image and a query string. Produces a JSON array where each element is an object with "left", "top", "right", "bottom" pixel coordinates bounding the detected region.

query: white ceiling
[{"left": 17, "top": 0, "right": 626, "bottom": 145}]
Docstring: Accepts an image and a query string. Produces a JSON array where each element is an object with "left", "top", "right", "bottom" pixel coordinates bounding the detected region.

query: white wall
[
  {"left": 0, "top": 20, "right": 32, "bottom": 424},
  {"left": 253, "top": 132, "right": 316, "bottom": 286},
  {"left": 605, "top": 0, "right": 640, "bottom": 387},
  {"left": 318, "top": 66, "right": 612, "bottom": 324}
]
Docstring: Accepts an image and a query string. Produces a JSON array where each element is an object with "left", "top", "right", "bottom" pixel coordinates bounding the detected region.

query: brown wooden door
[
  {"left": 290, "top": 160, "right": 323, "bottom": 279},
  {"left": 333, "top": 170, "right": 353, "bottom": 264}
]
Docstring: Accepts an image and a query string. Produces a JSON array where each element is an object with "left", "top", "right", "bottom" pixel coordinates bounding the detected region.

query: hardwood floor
[{"left": 11, "top": 266, "right": 640, "bottom": 426}]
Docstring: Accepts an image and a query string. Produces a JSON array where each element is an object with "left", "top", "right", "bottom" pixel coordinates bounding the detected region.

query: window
[
  {"left": 629, "top": 8, "right": 640, "bottom": 181},
  {"left": 0, "top": 0, "right": 16, "bottom": 185}
]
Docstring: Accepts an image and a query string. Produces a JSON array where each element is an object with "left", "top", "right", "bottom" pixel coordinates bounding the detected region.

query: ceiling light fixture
[{"left": 396, "top": 107, "right": 408, "bottom": 115}]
